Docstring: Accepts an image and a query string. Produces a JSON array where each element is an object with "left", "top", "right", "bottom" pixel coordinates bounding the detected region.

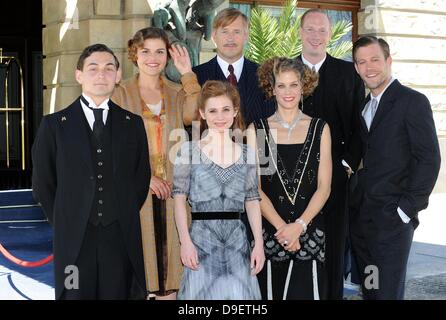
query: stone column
[
  {"left": 358, "top": 0, "right": 446, "bottom": 190},
  {"left": 42, "top": 0, "right": 153, "bottom": 115}
]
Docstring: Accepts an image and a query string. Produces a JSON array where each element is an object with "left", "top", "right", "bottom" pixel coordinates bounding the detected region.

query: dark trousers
[
  {"left": 61, "top": 221, "right": 133, "bottom": 300},
  {"left": 324, "top": 170, "right": 349, "bottom": 300},
  {"left": 344, "top": 236, "right": 361, "bottom": 284},
  {"left": 350, "top": 221, "right": 414, "bottom": 300}
]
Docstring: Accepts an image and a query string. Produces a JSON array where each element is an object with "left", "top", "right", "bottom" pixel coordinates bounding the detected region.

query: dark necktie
[
  {"left": 81, "top": 96, "right": 105, "bottom": 140},
  {"left": 227, "top": 64, "right": 237, "bottom": 86}
]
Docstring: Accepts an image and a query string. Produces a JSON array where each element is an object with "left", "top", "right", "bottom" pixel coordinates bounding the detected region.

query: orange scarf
[{"left": 141, "top": 79, "right": 166, "bottom": 180}]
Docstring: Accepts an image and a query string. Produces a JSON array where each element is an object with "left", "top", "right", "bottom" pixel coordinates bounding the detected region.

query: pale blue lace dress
[{"left": 172, "top": 141, "right": 262, "bottom": 300}]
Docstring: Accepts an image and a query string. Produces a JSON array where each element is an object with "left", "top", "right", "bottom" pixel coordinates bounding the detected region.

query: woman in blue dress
[{"left": 173, "top": 80, "right": 265, "bottom": 300}]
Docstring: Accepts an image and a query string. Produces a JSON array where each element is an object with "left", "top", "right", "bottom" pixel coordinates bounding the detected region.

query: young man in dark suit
[
  {"left": 351, "top": 36, "right": 441, "bottom": 299},
  {"left": 297, "top": 9, "right": 365, "bottom": 299},
  {"left": 192, "top": 8, "right": 275, "bottom": 125},
  {"left": 32, "top": 44, "right": 150, "bottom": 300}
]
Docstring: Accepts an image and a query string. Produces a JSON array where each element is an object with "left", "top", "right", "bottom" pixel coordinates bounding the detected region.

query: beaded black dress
[{"left": 254, "top": 117, "right": 328, "bottom": 300}]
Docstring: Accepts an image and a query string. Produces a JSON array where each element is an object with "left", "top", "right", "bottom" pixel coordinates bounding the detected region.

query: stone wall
[
  {"left": 358, "top": 0, "right": 446, "bottom": 135},
  {"left": 42, "top": 0, "right": 232, "bottom": 115},
  {"left": 43, "top": 0, "right": 446, "bottom": 135},
  {"left": 42, "top": 0, "right": 153, "bottom": 114}
]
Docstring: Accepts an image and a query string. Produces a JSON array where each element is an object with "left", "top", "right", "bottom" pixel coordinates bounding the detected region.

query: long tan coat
[{"left": 112, "top": 72, "right": 200, "bottom": 293}]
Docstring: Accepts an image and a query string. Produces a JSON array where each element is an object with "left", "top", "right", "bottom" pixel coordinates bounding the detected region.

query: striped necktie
[{"left": 227, "top": 64, "right": 237, "bottom": 86}]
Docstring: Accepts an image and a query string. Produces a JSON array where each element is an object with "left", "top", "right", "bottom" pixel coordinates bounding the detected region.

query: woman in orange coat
[{"left": 112, "top": 27, "right": 200, "bottom": 299}]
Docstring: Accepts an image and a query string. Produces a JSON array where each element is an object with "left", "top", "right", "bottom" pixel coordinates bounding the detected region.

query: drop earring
[{"left": 300, "top": 94, "right": 304, "bottom": 113}]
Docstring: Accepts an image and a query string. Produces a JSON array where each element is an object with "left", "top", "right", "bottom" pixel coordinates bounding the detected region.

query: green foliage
[{"left": 245, "top": 0, "right": 353, "bottom": 64}]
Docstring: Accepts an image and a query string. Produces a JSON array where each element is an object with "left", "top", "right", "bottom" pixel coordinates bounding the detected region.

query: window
[{"left": 230, "top": 0, "right": 360, "bottom": 41}]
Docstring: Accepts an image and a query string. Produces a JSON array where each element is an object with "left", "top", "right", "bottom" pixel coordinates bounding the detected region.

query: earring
[{"left": 300, "top": 94, "right": 304, "bottom": 113}]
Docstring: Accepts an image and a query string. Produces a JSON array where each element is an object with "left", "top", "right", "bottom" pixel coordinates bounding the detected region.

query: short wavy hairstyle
[
  {"left": 257, "top": 57, "right": 318, "bottom": 99},
  {"left": 127, "top": 27, "right": 171, "bottom": 66}
]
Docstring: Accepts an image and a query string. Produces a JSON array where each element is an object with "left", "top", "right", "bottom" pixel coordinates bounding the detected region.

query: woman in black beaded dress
[{"left": 247, "top": 57, "right": 332, "bottom": 300}]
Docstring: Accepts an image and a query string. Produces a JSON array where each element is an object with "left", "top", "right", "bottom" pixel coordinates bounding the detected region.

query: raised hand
[{"left": 169, "top": 44, "right": 192, "bottom": 76}]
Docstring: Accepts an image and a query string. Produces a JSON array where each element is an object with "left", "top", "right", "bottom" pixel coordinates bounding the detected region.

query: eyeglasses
[{"left": 302, "top": 28, "right": 329, "bottom": 36}]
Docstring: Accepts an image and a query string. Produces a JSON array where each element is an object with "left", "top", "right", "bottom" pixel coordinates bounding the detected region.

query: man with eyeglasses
[{"left": 297, "top": 8, "right": 365, "bottom": 300}]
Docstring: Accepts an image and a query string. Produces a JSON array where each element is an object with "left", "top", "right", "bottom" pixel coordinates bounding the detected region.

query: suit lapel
[
  {"left": 299, "top": 54, "right": 330, "bottom": 117},
  {"left": 109, "top": 102, "right": 129, "bottom": 175},
  {"left": 238, "top": 59, "right": 250, "bottom": 101},
  {"left": 65, "top": 99, "right": 94, "bottom": 174},
  {"left": 212, "top": 57, "right": 227, "bottom": 81},
  {"left": 360, "top": 95, "right": 370, "bottom": 132},
  {"left": 239, "top": 59, "right": 259, "bottom": 122},
  {"left": 210, "top": 56, "right": 253, "bottom": 120},
  {"left": 369, "top": 80, "right": 399, "bottom": 132}
]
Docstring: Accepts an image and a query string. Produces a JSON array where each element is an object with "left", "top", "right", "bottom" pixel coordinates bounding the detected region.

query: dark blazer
[
  {"left": 299, "top": 54, "right": 365, "bottom": 172},
  {"left": 193, "top": 56, "right": 275, "bottom": 125},
  {"left": 353, "top": 80, "right": 441, "bottom": 234},
  {"left": 31, "top": 98, "right": 150, "bottom": 299}
]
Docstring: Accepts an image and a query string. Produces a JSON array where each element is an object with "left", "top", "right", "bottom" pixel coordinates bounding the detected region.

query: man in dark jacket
[
  {"left": 32, "top": 44, "right": 150, "bottom": 299},
  {"left": 350, "top": 36, "right": 440, "bottom": 299},
  {"left": 297, "top": 9, "right": 365, "bottom": 299},
  {"left": 192, "top": 8, "right": 275, "bottom": 125}
]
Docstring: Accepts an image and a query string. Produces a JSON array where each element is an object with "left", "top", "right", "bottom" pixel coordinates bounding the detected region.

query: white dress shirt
[
  {"left": 217, "top": 55, "right": 244, "bottom": 82},
  {"left": 368, "top": 77, "right": 396, "bottom": 107},
  {"left": 301, "top": 54, "right": 327, "bottom": 73},
  {"left": 80, "top": 94, "right": 109, "bottom": 130}
]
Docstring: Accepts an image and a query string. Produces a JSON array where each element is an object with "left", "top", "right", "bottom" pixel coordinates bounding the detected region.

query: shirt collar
[
  {"left": 81, "top": 93, "right": 110, "bottom": 110},
  {"left": 370, "top": 76, "right": 396, "bottom": 105},
  {"left": 301, "top": 54, "right": 327, "bottom": 73},
  {"left": 217, "top": 55, "right": 244, "bottom": 80}
]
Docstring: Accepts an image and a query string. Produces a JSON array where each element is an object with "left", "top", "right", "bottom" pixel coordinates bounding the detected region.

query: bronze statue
[{"left": 153, "top": 0, "right": 225, "bottom": 81}]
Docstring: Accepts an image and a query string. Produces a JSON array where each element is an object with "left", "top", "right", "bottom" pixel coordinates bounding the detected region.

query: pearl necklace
[{"left": 273, "top": 109, "right": 303, "bottom": 140}]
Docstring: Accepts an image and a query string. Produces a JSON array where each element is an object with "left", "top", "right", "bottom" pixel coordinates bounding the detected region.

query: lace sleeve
[
  {"left": 244, "top": 145, "right": 261, "bottom": 201},
  {"left": 172, "top": 142, "right": 192, "bottom": 197}
]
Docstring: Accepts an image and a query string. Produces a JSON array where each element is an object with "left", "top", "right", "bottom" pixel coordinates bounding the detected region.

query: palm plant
[{"left": 245, "top": 0, "right": 353, "bottom": 64}]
